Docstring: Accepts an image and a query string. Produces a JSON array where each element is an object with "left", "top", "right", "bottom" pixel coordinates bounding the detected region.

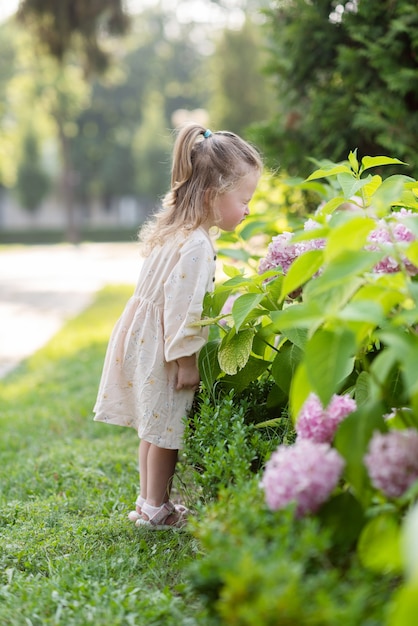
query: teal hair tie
[{"left": 203, "top": 129, "right": 212, "bottom": 138}]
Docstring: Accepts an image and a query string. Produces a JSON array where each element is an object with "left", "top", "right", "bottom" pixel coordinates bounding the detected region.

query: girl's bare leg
[
  {"left": 145, "top": 445, "right": 178, "bottom": 507},
  {"left": 138, "top": 439, "right": 151, "bottom": 503}
]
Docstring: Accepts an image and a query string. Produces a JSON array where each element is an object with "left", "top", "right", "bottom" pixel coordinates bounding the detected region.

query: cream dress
[{"left": 93, "top": 227, "right": 216, "bottom": 449}]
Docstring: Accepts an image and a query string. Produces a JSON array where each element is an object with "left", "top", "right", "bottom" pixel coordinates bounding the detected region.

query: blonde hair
[{"left": 139, "top": 122, "right": 262, "bottom": 253}]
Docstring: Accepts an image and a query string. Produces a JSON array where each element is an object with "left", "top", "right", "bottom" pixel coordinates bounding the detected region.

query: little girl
[{"left": 94, "top": 122, "right": 262, "bottom": 529}]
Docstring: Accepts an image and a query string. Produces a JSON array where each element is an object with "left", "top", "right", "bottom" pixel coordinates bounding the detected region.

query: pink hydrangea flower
[
  {"left": 364, "top": 429, "right": 418, "bottom": 498},
  {"left": 260, "top": 439, "right": 345, "bottom": 517},
  {"left": 258, "top": 223, "right": 325, "bottom": 276},
  {"left": 258, "top": 231, "right": 298, "bottom": 274},
  {"left": 367, "top": 211, "right": 418, "bottom": 275},
  {"left": 296, "top": 393, "right": 357, "bottom": 443}
]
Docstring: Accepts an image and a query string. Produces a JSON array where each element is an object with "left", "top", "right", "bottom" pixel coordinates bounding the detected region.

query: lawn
[{"left": 0, "top": 285, "right": 205, "bottom": 626}]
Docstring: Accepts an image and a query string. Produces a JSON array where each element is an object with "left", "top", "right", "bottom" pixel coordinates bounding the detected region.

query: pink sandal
[
  {"left": 127, "top": 496, "right": 145, "bottom": 522},
  {"left": 128, "top": 496, "right": 188, "bottom": 525},
  {"left": 135, "top": 501, "right": 188, "bottom": 529}
]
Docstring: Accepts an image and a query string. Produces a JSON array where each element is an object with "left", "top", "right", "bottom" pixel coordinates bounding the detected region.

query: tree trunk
[{"left": 57, "top": 122, "right": 79, "bottom": 243}]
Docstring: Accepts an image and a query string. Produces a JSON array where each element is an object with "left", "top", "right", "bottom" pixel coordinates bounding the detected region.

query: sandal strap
[
  {"left": 142, "top": 501, "right": 175, "bottom": 526},
  {"left": 136, "top": 495, "right": 145, "bottom": 509}
]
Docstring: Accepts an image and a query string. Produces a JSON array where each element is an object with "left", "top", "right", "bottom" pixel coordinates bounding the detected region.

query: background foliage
[
  {"left": 254, "top": 0, "right": 418, "bottom": 176},
  {"left": 2, "top": 0, "right": 418, "bottom": 240}
]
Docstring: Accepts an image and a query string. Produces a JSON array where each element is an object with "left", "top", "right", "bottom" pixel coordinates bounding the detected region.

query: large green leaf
[
  {"left": 216, "top": 247, "right": 252, "bottom": 262},
  {"left": 334, "top": 403, "right": 386, "bottom": 503},
  {"left": 289, "top": 361, "right": 312, "bottom": 420},
  {"left": 367, "top": 347, "right": 404, "bottom": 405},
  {"left": 271, "top": 342, "right": 303, "bottom": 395},
  {"left": 325, "top": 216, "right": 376, "bottom": 262},
  {"left": 358, "top": 514, "right": 403, "bottom": 574},
  {"left": 351, "top": 278, "right": 406, "bottom": 315},
  {"left": 377, "top": 329, "right": 418, "bottom": 399},
  {"left": 361, "top": 156, "right": 407, "bottom": 172},
  {"left": 305, "top": 250, "right": 383, "bottom": 297},
  {"left": 305, "top": 328, "right": 356, "bottom": 405},
  {"left": 339, "top": 300, "right": 385, "bottom": 324},
  {"left": 363, "top": 174, "right": 383, "bottom": 201},
  {"left": 371, "top": 175, "right": 408, "bottom": 216},
  {"left": 315, "top": 195, "right": 347, "bottom": 216},
  {"left": 355, "top": 371, "right": 378, "bottom": 408},
  {"left": 336, "top": 172, "right": 373, "bottom": 199},
  {"left": 232, "top": 292, "right": 265, "bottom": 331},
  {"left": 404, "top": 241, "right": 418, "bottom": 267},
  {"left": 304, "top": 277, "right": 364, "bottom": 318},
  {"left": 306, "top": 164, "right": 351, "bottom": 181},
  {"left": 261, "top": 275, "right": 284, "bottom": 311},
  {"left": 270, "top": 302, "right": 324, "bottom": 331},
  {"left": 387, "top": 583, "right": 418, "bottom": 626},
  {"left": 280, "top": 327, "right": 308, "bottom": 350},
  {"left": 218, "top": 328, "right": 255, "bottom": 375},
  {"left": 280, "top": 249, "right": 324, "bottom": 299},
  {"left": 202, "top": 289, "right": 230, "bottom": 318},
  {"left": 198, "top": 340, "right": 222, "bottom": 391}
]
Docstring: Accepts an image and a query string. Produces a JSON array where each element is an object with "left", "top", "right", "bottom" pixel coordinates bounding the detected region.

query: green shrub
[
  {"left": 188, "top": 478, "right": 397, "bottom": 626},
  {"left": 183, "top": 382, "right": 292, "bottom": 502}
]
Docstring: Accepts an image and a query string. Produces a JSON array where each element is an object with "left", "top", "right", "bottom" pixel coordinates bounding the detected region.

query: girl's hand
[{"left": 176, "top": 355, "right": 200, "bottom": 391}]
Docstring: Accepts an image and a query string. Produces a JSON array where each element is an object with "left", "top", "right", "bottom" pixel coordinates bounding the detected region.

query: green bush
[
  {"left": 188, "top": 479, "right": 396, "bottom": 626},
  {"left": 183, "top": 381, "right": 290, "bottom": 502},
  {"left": 189, "top": 153, "right": 418, "bottom": 624}
]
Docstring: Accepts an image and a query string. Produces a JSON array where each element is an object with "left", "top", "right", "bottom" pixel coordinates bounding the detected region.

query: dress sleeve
[{"left": 163, "top": 234, "right": 215, "bottom": 362}]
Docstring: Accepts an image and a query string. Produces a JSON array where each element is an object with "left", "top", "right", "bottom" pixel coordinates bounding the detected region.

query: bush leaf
[
  {"left": 361, "top": 156, "right": 407, "bottom": 172},
  {"left": 218, "top": 328, "right": 255, "bottom": 375},
  {"left": 358, "top": 513, "right": 403, "bottom": 574},
  {"left": 281, "top": 249, "right": 324, "bottom": 299},
  {"left": 305, "top": 328, "right": 356, "bottom": 405},
  {"left": 232, "top": 293, "right": 265, "bottom": 331},
  {"left": 199, "top": 340, "right": 222, "bottom": 390}
]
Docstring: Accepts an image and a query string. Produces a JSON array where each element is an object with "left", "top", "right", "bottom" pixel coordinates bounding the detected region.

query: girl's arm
[{"left": 176, "top": 354, "right": 200, "bottom": 390}]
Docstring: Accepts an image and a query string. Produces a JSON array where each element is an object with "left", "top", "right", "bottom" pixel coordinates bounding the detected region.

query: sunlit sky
[{"left": 0, "top": 0, "right": 244, "bottom": 26}]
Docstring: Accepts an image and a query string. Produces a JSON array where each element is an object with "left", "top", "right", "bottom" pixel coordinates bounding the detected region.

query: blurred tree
[
  {"left": 2, "top": 0, "right": 276, "bottom": 237},
  {"left": 7, "top": 36, "right": 91, "bottom": 241},
  {"left": 15, "top": 129, "right": 50, "bottom": 212},
  {"left": 0, "top": 22, "right": 19, "bottom": 191},
  {"left": 70, "top": 6, "right": 209, "bottom": 212},
  {"left": 17, "top": 0, "right": 130, "bottom": 74},
  {"left": 254, "top": 0, "right": 418, "bottom": 176},
  {"left": 132, "top": 91, "right": 172, "bottom": 206},
  {"left": 15, "top": 0, "right": 130, "bottom": 240},
  {"left": 208, "top": 17, "right": 275, "bottom": 136}
]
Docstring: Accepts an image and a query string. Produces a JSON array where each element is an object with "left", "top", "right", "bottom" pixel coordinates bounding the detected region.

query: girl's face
[{"left": 211, "top": 168, "right": 260, "bottom": 232}]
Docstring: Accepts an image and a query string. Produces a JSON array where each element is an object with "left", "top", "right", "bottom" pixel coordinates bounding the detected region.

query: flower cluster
[
  {"left": 258, "top": 221, "right": 325, "bottom": 275},
  {"left": 366, "top": 209, "right": 418, "bottom": 275},
  {"left": 260, "top": 439, "right": 345, "bottom": 517},
  {"left": 364, "top": 429, "right": 418, "bottom": 498},
  {"left": 258, "top": 208, "right": 418, "bottom": 280},
  {"left": 296, "top": 393, "right": 357, "bottom": 443}
]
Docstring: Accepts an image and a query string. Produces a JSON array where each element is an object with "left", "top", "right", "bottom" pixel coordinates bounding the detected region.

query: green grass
[{"left": 0, "top": 286, "right": 206, "bottom": 626}]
